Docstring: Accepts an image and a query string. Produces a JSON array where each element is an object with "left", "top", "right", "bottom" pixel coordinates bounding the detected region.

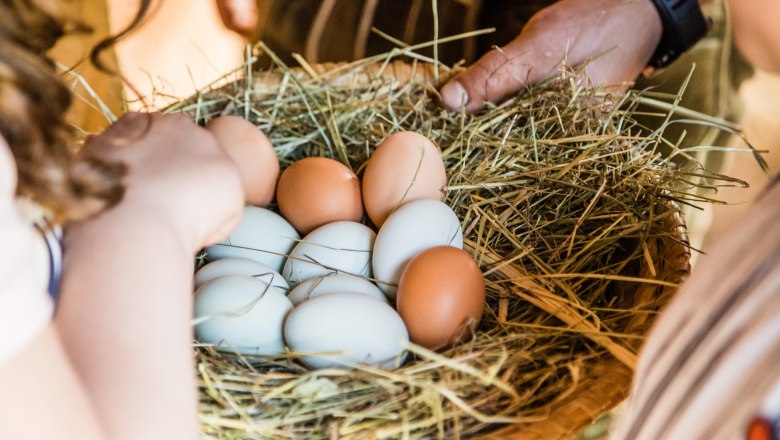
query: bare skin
[
  {"left": 439, "top": 0, "right": 663, "bottom": 111},
  {"left": 55, "top": 113, "right": 243, "bottom": 440},
  {"left": 0, "top": 113, "right": 243, "bottom": 440},
  {"left": 728, "top": 0, "right": 780, "bottom": 73},
  {"left": 216, "top": 0, "right": 258, "bottom": 37},
  {"left": 0, "top": 326, "right": 104, "bottom": 439}
]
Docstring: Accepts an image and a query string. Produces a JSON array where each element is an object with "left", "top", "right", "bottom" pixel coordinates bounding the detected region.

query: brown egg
[
  {"left": 362, "top": 131, "right": 446, "bottom": 228},
  {"left": 396, "top": 246, "right": 485, "bottom": 350},
  {"left": 206, "top": 116, "right": 279, "bottom": 207},
  {"left": 276, "top": 157, "right": 363, "bottom": 234}
]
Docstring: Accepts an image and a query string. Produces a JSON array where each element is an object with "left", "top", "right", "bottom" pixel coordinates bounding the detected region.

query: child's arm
[
  {"left": 0, "top": 325, "right": 104, "bottom": 439},
  {"left": 0, "top": 135, "right": 103, "bottom": 439},
  {"left": 54, "top": 113, "right": 244, "bottom": 440}
]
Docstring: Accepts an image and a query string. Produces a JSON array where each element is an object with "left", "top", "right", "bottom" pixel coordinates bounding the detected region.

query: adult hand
[
  {"left": 216, "top": 0, "right": 258, "bottom": 37},
  {"left": 440, "top": 0, "right": 663, "bottom": 112},
  {"left": 80, "top": 112, "right": 244, "bottom": 252}
]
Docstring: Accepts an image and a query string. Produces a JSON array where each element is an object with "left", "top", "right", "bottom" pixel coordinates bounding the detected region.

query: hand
[
  {"left": 80, "top": 112, "right": 244, "bottom": 252},
  {"left": 216, "top": 0, "right": 258, "bottom": 37},
  {"left": 440, "top": 0, "right": 663, "bottom": 112}
]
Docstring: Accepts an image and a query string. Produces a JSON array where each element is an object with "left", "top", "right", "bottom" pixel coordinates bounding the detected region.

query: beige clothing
[{"left": 613, "top": 173, "right": 780, "bottom": 440}]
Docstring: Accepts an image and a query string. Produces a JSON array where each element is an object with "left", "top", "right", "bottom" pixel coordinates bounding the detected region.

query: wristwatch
[{"left": 647, "top": 0, "right": 710, "bottom": 69}]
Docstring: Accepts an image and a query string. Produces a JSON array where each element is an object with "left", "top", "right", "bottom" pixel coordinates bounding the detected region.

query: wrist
[
  {"left": 644, "top": 0, "right": 709, "bottom": 69},
  {"left": 65, "top": 196, "right": 194, "bottom": 258}
]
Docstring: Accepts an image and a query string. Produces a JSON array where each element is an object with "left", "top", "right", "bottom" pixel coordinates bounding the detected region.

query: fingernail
[{"left": 441, "top": 81, "right": 469, "bottom": 110}]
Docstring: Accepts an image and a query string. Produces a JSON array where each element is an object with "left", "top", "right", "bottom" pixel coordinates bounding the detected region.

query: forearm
[
  {"left": 728, "top": 0, "right": 780, "bottom": 73},
  {"left": 56, "top": 205, "right": 198, "bottom": 440},
  {"left": 0, "top": 325, "right": 104, "bottom": 440}
]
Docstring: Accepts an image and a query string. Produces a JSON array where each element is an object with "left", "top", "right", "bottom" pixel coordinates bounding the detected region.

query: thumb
[
  {"left": 202, "top": 209, "right": 242, "bottom": 247},
  {"left": 440, "top": 33, "right": 564, "bottom": 112}
]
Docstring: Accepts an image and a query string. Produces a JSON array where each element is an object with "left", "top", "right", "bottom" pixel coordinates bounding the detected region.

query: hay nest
[{"left": 169, "top": 43, "right": 747, "bottom": 439}]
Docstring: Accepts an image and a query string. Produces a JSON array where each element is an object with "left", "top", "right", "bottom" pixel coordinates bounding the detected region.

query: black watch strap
[{"left": 647, "top": 0, "right": 710, "bottom": 69}]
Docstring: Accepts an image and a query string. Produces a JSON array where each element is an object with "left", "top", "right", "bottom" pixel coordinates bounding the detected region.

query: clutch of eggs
[{"left": 197, "top": 123, "right": 486, "bottom": 369}]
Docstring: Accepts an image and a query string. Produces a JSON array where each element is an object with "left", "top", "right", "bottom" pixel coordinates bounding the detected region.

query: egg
[
  {"left": 206, "top": 116, "right": 279, "bottom": 207},
  {"left": 194, "top": 258, "right": 289, "bottom": 292},
  {"left": 287, "top": 273, "right": 387, "bottom": 306},
  {"left": 372, "top": 199, "right": 463, "bottom": 299},
  {"left": 396, "top": 246, "right": 485, "bottom": 350},
  {"left": 362, "top": 131, "right": 446, "bottom": 227},
  {"left": 284, "top": 292, "right": 408, "bottom": 369},
  {"left": 276, "top": 157, "right": 363, "bottom": 234},
  {"left": 194, "top": 275, "right": 293, "bottom": 355},
  {"left": 282, "top": 221, "right": 375, "bottom": 286},
  {"left": 205, "top": 206, "right": 299, "bottom": 272}
]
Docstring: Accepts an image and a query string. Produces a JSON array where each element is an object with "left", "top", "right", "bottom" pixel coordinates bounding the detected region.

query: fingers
[
  {"left": 216, "top": 0, "right": 258, "bottom": 36},
  {"left": 439, "top": 5, "right": 576, "bottom": 112},
  {"left": 440, "top": 30, "right": 565, "bottom": 112},
  {"left": 202, "top": 210, "right": 242, "bottom": 247},
  {"left": 77, "top": 112, "right": 245, "bottom": 251},
  {"left": 439, "top": 0, "right": 663, "bottom": 113},
  {"left": 81, "top": 113, "right": 156, "bottom": 160}
]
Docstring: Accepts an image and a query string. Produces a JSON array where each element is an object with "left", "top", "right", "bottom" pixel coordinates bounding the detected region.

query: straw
[{"left": 169, "top": 41, "right": 755, "bottom": 439}]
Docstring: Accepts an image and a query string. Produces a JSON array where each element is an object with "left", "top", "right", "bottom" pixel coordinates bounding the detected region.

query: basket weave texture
[{"left": 484, "top": 208, "right": 690, "bottom": 439}]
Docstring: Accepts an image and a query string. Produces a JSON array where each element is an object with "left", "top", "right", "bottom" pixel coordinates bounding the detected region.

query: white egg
[
  {"left": 205, "top": 206, "right": 299, "bottom": 272},
  {"left": 282, "top": 221, "right": 375, "bottom": 286},
  {"left": 194, "top": 258, "right": 289, "bottom": 292},
  {"left": 284, "top": 292, "right": 408, "bottom": 369},
  {"left": 194, "top": 275, "right": 293, "bottom": 355},
  {"left": 286, "top": 273, "right": 387, "bottom": 306},
  {"left": 372, "top": 199, "right": 463, "bottom": 299}
]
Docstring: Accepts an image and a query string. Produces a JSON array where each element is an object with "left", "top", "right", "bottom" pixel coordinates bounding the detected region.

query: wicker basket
[
  {"left": 185, "top": 60, "right": 692, "bottom": 440},
  {"left": 481, "top": 207, "right": 690, "bottom": 439}
]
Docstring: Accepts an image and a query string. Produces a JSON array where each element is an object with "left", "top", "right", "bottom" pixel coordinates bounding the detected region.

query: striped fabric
[{"left": 613, "top": 173, "right": 780, "bottom": 440}]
